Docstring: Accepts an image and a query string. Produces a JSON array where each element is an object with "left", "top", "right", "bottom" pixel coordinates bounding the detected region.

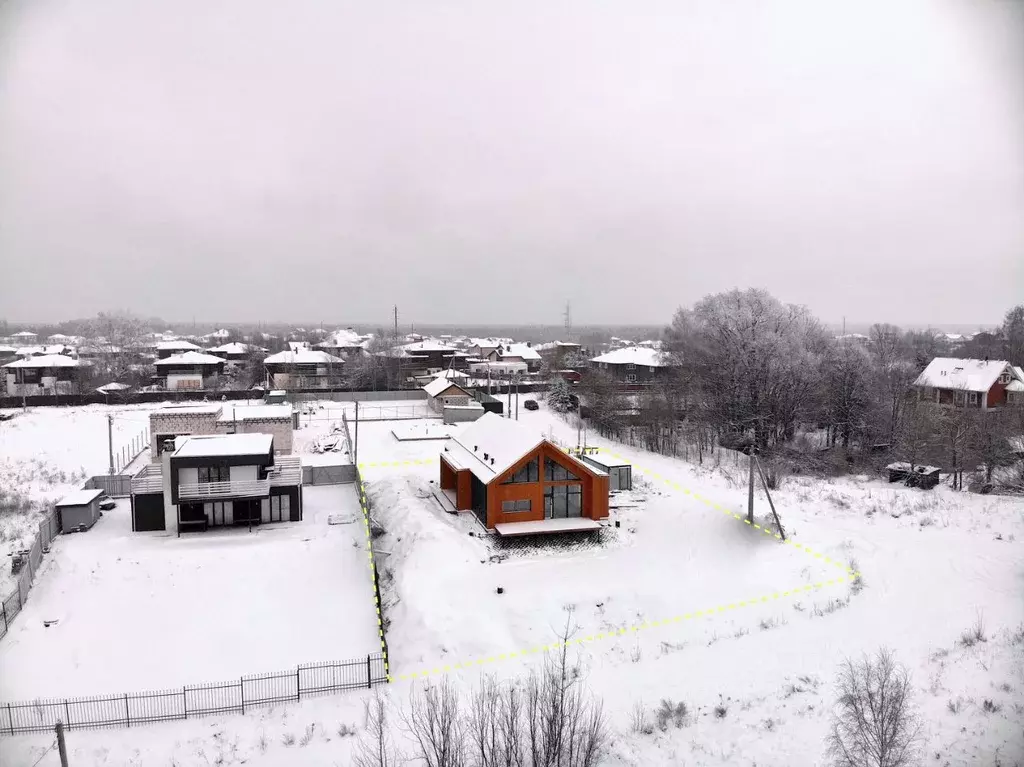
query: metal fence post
[
  {"left": 240, "top": 678, "right": 245, "bottom": 715},
  {"left": 64, "top": 700, "right": 71, "bottom": 729},
  {"left": 1, "top": 602, "right": 6, "bottom": 632},
  {"left": 296, "top": 667, "right": 301, "bottom": 701},
  {"left": 183, "top": 687, "right": 188, "bottom": 719},
  {"left": 124, "top": 694, "right": 130, "bottom": 727},
  {"left": 366, "top": 655, "right": 372, "bottom": 688},
  {"left": 7, "top": 703, "right": 13, "bottom": 735}
]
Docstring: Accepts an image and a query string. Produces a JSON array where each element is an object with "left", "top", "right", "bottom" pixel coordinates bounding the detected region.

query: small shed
[
  {"left": 579, "top": 452, "right": 632, "bottom": 491},
  {"left": 56, "top": 489, "right": 104, "bottom": 533}
]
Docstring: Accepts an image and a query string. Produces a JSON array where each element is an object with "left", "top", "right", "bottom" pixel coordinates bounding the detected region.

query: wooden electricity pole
[
  {"left": 56, "top": 721, "right": 69, "bottom": 766},
  {"left": 747, "top": 449, "right": 755, "bottom": 523}
]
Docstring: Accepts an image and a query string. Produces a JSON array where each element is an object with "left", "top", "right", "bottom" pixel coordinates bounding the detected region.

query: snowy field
[
  {"left": 2, "top": 403, "right": 1023, "bottom": 766},
  {"left": 0, "top": 485, "right": 382, "bottom": 700}
]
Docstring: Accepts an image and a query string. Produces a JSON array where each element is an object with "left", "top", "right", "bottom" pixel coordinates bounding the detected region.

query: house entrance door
[{"left": 544, "top": 485, "right": 582, "bottom": 519}]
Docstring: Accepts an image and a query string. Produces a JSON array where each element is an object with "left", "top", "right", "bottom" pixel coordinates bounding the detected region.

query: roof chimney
[
  {"left": 490, "top": 457, "right": 495, "bottom": 465},
  {"left": 484, "top": 452, "right": 489, "bottom": 461},
  {"left": 474, "top": 445, "right": 478, "bottom": 452}
]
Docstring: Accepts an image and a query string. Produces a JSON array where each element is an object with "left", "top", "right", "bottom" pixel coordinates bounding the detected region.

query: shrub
[
  {"left": 959, "top": 613, "right": 987, "bottom": 647},
  {"left": 630, "top": 701, "right": 653, "bottom": 735},
  {"left": 946, "top": 698, "right": 961, "bottom": 715},
  {"left": 713, "top": 704, "right": 728, "bottom": 719},
  {"left": 281, "top": 733, "right": 295, "bottom": 747},
  {"left": 982, "top": 699, "right": 1001, "bottom": 714},
  {"left": 655, "top": 699, "right": 688, "bottom": 731},
  {"left": 826, "top": 648, "right": 921, "bottom": 767},
  {"left": 299, "top": 724, "right": 316, "bottom": 747}
]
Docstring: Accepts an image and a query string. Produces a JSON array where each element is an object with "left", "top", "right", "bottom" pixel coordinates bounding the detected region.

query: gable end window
[
  {"left": 544, "top": 456, "right": 579, "bottom": 482},
  {"left": 998, "top": 373, "right": 1011, "bottom": 384},
  {"left": 502, "top": 458, "right": 539, "bottom": 484},
  {"left": 626, "top": 363, "right": 635, "bottom": 370},
  {"left": 626, "top": 374, "right": 637, "bottom": 383}
]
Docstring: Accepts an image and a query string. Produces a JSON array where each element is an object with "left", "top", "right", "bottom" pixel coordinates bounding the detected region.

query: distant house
[
  {"left": 316, "top": 328, "right": 370, "bottom": 358},
  {"left": 154, "top": 340, "right": 204, "bottom": 360},
  {"left": 379, "top": 341, "right": 468, "bottom": 382},
  {"left": 535, "top": 341, "right": 583, "bottom": 369},
  {"left": 438, "top": 413, "right": 609, "bottom": 533},
  {"left": 467, "top": 338, "right": 515, "bottom": 358},
  {"left": 207, "top": 342, "right": 261, "bottom": 363},
  {"left": 10, "top": 331, "right": 37, "bottom": 342},
  {"left": 589, "top": 346, "right": 674, "bottom": 385},
  {"left": 912, "top": 358, "right": 1024, "bottom": 410},
  {"left": 3, "top": 354, "right": 87, "bottom": 396},
  {"left": 479, "top": 343, "right": 542, "bottom": 373},
  {"left": 14, "top": 344, "right": 74, "bottom": 358},
  {"left": 149, "top": 402, "right": 296, "bottom": 456},
  {"left": 468, "top": 358, "right": 529, "bottom": 379},
  {"left": 263, "top": 349, "right": 345, "bottom": 390},
  {"left": 422, "top": 376, "right": 473, "bottom": 413},
  {"left": 129, "top": 433, "right": 302, "bottom": 534},
  {"left": 153, "top": 351, "right": 227, "bottom": 390},
  {"left": 1009, "top": 366, "right": 1024, "bottom": 407}
]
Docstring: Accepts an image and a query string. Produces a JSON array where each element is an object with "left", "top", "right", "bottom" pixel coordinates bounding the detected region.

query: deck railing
[
  {"left": 268, "top": 456, "right": 302, "bottom": 486},
  {"left": 130, "top": 464, "right": 164, "bottom": 494},
  {"left": 178, "top": 479, "right": 270, "bottom": 500}
]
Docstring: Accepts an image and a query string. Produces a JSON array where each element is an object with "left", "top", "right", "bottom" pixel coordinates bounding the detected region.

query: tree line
[{"left": 577, "top": 290, "right": 1024, "bottom": 491}]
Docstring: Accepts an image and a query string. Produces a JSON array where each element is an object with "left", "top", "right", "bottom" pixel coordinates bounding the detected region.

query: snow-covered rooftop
[
  {"left": 3, "top": 354, "right": 82, "bottom": 368},
  {"left": 55, "top": 488, "right": 104, "bottom": 506},
  {"left": 500, "top": 343, "right": 541, "bottom": 361},
  {"left": 398, "top": 340, "right": 460, "bottom": 353},
  {"left": 263, "top": 350, "right": 345, "bottom": 365},
  {"left": 590, "top": 346, "right": 671, "bottom": 367},
  {"left": 155, "top": 340, "right": 202, "bottom": 352},
  {"left": 442, "top": 413, "right": 545, "bottom": 483},
  {"left": 152, "top": 403, "right": 224, "bottom": 415},
  {"left": 422, "top": 376, "right": 471, "bottom": 398},
  {"left": 11, "top": 331, "right": 36, "bottom": 337},
  {"left": 217, "top": 404, "right": 294, "bottom": 422},
  {"left": 207, "top": 342, "right": 253, "bottom": 355},
  {"left": 323, "top": 328, "right": 366, "bottom": 347},
  {"left": 913, "top": 358, "right": 1016, "bottom": 393},
  {"left": 153, "top": 351, "right": 227, "bottom": 367},
  {"left": 173, "top": 433, "right": 274, "bottom": 458}
]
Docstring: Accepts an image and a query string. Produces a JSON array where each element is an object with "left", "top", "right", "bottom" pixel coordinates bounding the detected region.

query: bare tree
[
  {"left": 826, "top": 648, "right": 921, "bottom": 767},
  {"left": 401, "top": 678, "right": 466, "bottom": 767},
  {"left": 354, "top": 690, "right": 403, "bottom": 767}
]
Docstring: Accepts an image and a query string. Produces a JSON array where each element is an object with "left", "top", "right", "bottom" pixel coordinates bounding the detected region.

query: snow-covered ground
[
  {"left": 0, "top": 485, "right": 382, "bottom": 700},
  {"left": 2, "top": 403, "right": 1022, "bottom": 766}
]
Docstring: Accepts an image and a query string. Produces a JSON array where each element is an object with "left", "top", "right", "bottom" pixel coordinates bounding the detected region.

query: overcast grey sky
[{"left": 0, "top": 0, "right": 1021, "bottom": 327}]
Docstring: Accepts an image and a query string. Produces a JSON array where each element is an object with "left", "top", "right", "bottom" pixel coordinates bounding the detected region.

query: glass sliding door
[{"left": 544, "top": 485, "right": 582, "bottom": 519}]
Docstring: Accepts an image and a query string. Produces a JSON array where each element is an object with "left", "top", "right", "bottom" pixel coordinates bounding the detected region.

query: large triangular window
[
  {"left": 503, "top": 458, "right": 539, "bottom": 484},
  {"left": 544, "top": 456, "right": 579, "bottom": 482}
]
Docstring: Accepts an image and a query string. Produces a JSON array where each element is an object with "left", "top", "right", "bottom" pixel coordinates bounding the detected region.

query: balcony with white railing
[
  {"left": 131, "top": 464, "right": 164, "bottom": 494},
  {"left": 177, "top": 479, "right": 270, "bottom": 500},
  {"left": 268, "top": 456, "right": 302, "bottom": 487}
]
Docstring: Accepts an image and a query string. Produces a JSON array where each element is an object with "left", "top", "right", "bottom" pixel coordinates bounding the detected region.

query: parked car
[
  {"left": 97, "top": 495, "right": 116, "bottom": 511},
  {"left": 523, "top": 399, "right": 539, "bottom": 411}
]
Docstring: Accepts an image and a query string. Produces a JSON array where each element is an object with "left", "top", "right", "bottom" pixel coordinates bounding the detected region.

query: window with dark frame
[
  {"left": 500, "top": 499, "right": 531, "bottom": 512},
  {"left": 544, "top": 457, "right": 579, "bottom": 482},
  {"left": 502, "top": 458, "right": 539, "bottom": 484},
  {"left": 198, "top": 464, "right": 230, "bottom": 483}
]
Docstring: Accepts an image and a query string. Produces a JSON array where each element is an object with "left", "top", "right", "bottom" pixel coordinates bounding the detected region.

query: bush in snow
[
  {"left": 826, "top": 648, "right": 921, "bottom": 767},
  {"left": 655, "top": 699, "right": 689, "bottom": 730},
  {"left": 958, "top": 612, "right": 987, "bottom": 648},
  {"left": 629, "top": 701, "right": 653, "bottom": 735}
]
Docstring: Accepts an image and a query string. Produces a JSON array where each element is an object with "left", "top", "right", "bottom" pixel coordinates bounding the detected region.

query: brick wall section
[
  {"left": 214, "top": 417, "right": 293, "bottom": 454},
  {"left": 149, "top": 411, "right": 221, "bottom": 455}
]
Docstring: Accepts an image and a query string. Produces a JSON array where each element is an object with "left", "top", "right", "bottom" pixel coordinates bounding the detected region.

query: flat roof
[
  {"left": 217, "top": 404, "right": 294, "bottom": 422},
  {"left": 56, "top": 488, "right": 104, "bottom": 506},
  {"left": 173, "top": 433, "right": 274, "bottom": 458},
  {"left": 151, "top": 403, "right": 224, "bottom": 416},
  {"left": 495, "top": 518, "right": 601, "bottom": 537}
]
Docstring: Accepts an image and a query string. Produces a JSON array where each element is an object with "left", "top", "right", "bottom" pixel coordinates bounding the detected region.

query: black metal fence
[
  {"left": 0, "top": 509, "right": 60, "bottom": 642},
  {"left": 0, "top": 654, "right": 386, "bottom": 735}
]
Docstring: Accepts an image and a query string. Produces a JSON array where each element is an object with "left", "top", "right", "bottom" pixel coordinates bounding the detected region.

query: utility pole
[
  {"left": 515, "top": 375, "right": 519, "bottom": 420},
  {"left": 55, "top": 721, "right": 69, "bottom": 767},
  {"left": 747, "top": 448, "right": 755, "bottom": 523},
  {"left": 107, "top": 414, "right": 115, "bottom": 475},
  {"left": 354, "top": 400, "right": 359, "bottom": 465},
  {"left": 507, "top": 373, "right": 512, "bottom": 417}
]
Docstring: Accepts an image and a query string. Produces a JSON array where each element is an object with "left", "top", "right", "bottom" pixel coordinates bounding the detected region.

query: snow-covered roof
[
  {"left": 95, "top": 382, "right": 130, "bottom": 393},
  {"left": 1007, "top": 380, "right": 1024, "bottom": 393},
  {"left": 590, "top": 346, "right": 671, "bottom": 367},
  {"left": 442, "top": 413, "right": 545, "bottom": 483},
  {"left": 47, "top": 333, "right": 71, "bottom": 341},
  {"left": 398, "top": 340, "right": 460, "bottom": 353},
  {"left": 913, "top": 358, "right": 1015, "bottom": 393},
  {"left": 217, "top": 404, "right": 294, "bottom": 422},
  {"left": 11, "top": 331, "right": 36, "bottom": 337},
  {"left": 154, "top": 351, "right": 227, "bottom": 367},
  {"left": 263, "top": 350, "right": 344, "bottom": 365},
  {"left": 323, "top": 328, "right": 366, "bottom": 347},
  {"left": 173, "top": 433, "right": 274, "bottom": 459},
  {"left": 14, "top": 345, "right": 72, "bottom": 356},
  {"left": 287, "top": 341, "right": 311, "bottom": 353},
  {"left": 152, "top": 403, "right": 224, "bottom": 416},
  {"left": 156, "top": 340, "right": 203, "bottom": 352},
  {"left": 207, "top": 342, "right": 253, "bottom": 354},
  {"left": 423, "top": 376, "right": 471, "bottom": 398},
  {"left": 56, "top": 488, "right": 103, "bottom": 507},
  {"left": 500, "top": 343, "right": 541, "bottom": 361},
  {"left": 0, "top": 346, "right": 18, "bottom": 354},
  {"left": 3, "top": 354, "right": 82, "bottom": 368}
]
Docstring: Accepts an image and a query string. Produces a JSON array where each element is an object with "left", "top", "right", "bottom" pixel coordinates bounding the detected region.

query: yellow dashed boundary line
[
  {"left": 359, "top": 447, "right": 858, "bottom": 683},
  {"left": 355, "top": 478, "right": 391, "bottom": 680}
]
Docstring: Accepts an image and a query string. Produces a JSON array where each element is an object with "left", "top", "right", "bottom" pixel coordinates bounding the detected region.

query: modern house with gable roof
[
  {"left": 3, "top": 354, "right": 87, "bottom": 396},
  {"left": 263, "top": 349, "right": 345, "bottom": 390},
  {"left": 912, "top": 358, "right": 1024, "bottom": 410},
  {"left": 438, "top": 413, "right": 609, "bottom": 533},
  {"left": 153, "top": 351, "right": 227, "bottom": 390}
]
